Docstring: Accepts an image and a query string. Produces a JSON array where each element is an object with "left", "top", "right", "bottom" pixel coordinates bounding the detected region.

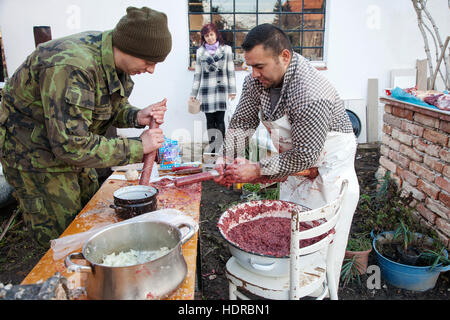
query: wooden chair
[{"left": 226, "top": 179, "right": 348, "bottom": 300}]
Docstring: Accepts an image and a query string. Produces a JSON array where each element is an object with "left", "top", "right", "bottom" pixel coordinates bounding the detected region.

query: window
[
  {"left": 188, "top": 0, "right": 326, "bottom": 68},
  {"left": 0, "top": 29, "right": 7, "bottom": 82}
]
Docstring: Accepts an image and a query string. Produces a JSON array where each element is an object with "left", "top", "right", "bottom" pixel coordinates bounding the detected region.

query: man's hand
[
  {"left": 213, "top": 156, "right": 233, "bottom": 186},
  {"left": 224, "top": 157, "right": 261, "bottom": 183},
  {"left": 140, "top": 128, "right": 164, "bottom": 154},
  {"left": 137, "top": 98, "right": 168, "bottom": 126}
]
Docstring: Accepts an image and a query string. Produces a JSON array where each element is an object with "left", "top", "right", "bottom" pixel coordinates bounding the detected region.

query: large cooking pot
[
  {"left": 217, "top": 200, "right": 310, "bottom": 277},
  {"left": 65, "top": 220, "right": 195, "bottom": 300},
  {"left": 110, "top": 185, "right": 158, "bottom": 219}
]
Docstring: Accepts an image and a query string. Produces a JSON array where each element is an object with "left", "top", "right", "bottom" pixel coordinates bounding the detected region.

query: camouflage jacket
[{"left": 0, "top": 30, "right": 144, "bottom": 172}]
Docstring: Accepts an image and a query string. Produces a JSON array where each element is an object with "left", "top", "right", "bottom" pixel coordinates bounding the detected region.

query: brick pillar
[{"left": 377, "top": 98, "right": 450, "bottom": 248}]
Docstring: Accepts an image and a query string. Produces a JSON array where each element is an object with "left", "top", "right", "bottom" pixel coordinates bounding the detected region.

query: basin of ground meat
[
  {"left": 226, "top": 217, "right": 328, "bottom": 257},
  {"left": 218, "top": 200, "right": 329, "bottom": 257}
]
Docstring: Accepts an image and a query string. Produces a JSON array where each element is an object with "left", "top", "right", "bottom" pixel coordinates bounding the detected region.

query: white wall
[
  {"left": 323, "top": 0, "right": 449, "bottom": 101},
  {"left": 0, "top": 0, "right": 449, "bottom": 143}
]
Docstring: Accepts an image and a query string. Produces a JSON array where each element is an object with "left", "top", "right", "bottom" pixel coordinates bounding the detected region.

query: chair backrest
[{"left": 290, "top": 179, "right": 348, "bottom": 256}]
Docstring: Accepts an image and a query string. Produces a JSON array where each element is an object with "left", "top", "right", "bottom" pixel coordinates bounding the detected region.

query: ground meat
[
  {"left": 226, "top": 217, "right": 329, "bottom": 257},
  {"left": 227, "top": 217, "right": 290, "bottom": 257},
  {"left": 217, "top": 200, "right": 299, "bottom": 232}
]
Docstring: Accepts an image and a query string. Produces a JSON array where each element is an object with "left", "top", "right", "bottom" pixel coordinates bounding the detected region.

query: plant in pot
[
  {"left": 419, "top": 247, "right": 450, "bottom": 271},
  {"left": 368, "top": 172, "right": 450, "bottom": 291},
  {"left": 344, "top": 232, "right": 372, "bottom": 275},
  {"left": 392, "top": 219, "right": 421, "bottom": 265}
]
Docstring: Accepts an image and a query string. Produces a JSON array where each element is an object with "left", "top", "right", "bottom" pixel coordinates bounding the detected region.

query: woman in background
[{"left": 190, "top": 23, "right": 236, "bottom": 153}]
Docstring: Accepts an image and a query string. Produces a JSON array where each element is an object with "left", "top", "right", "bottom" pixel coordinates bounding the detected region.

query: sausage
[
  {"left": 171, "top": 166, "right": 199, "bottom": 172},
  {"left": 173, "top": 168, "right": 203, "bottom": 175},
  {"left": 174, "top": 172, "right": 214, "bottom": 187},
  {"left": 139, "top": 119, "right": 159, "bottom": 186},
  {"left": 174, "top": 171, "right": 219, "bottom": 187}
]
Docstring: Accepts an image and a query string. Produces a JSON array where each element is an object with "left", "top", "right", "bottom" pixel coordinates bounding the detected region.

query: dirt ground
[{"left": 0, "top": 143, "right": 449, "bottom": 300}]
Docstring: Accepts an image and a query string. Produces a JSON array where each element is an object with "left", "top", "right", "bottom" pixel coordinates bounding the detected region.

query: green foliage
[
  {"left": 393, "top": 219, "right": 414, "bottom": 253},
  {"left": 356, "top": 171, "right": 421, "bottom": 235},
  {"left": 418, "top": 247, "right": 450, "bottom": 271},
  {"left": 242, "top": 183, "right": 280, "bottom": 201},
  {"left": 346, "top": 232, "right": 372, "bottom": 251},
  {"left": 340, "top": 256, "right": 362, "bottom": 287},
  {"left": 261, "top": 186, "right": 280, "bottom": 200},
  {"left": 242, "top": 183, "right": 261, "bottom": 193},
  {"left": 357, "top": 172, "right": 449, "bottom": 267}
]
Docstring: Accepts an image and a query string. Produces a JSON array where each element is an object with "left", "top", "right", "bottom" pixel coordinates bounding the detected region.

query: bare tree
[{"left": 412, "top": 0, "right": 449, "bottom": 90}]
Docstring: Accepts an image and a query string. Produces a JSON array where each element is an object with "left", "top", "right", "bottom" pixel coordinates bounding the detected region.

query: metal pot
[
  {"left": 110, "top": 185, "right": 158, "bottom": 219},
  {"left": 65, "top": 220, "right": 195, "bottom": 300},
  {"left": 217, "top": 200, "right": 309, "bottom": 277}
]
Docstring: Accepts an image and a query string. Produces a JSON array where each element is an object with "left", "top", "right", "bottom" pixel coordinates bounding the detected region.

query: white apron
[{"left": 260, "top": 112, "right": 360, "bottom": 292}]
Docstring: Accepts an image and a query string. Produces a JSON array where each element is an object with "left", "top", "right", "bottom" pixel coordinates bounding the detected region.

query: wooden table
[{"left": 21, "top": 171, "right": 202, "bottom": 300}]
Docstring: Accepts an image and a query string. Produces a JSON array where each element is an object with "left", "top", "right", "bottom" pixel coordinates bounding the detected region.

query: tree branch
[
  {"left": 412, "top": 0, "right": 434, "bottom": 88},
  {"left": 423, "top": 22, "right": 446, "bottom": 86},
  {"left": 431, "top": 36, "right": 450, "bottom": 90},
  {"left": 419, "top": 0, "right": 449, "bottom": 81}
]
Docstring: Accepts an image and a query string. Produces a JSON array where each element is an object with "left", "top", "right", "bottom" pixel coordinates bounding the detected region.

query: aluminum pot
[
  {"left": 110, "top": 185, "right": 158, "bottom": 219},
  {"left": 217, "top": 200, "right": 309, "bottom": 277},
  {"left": 65, "top": 220, "right": 195, "bottom": 300}
]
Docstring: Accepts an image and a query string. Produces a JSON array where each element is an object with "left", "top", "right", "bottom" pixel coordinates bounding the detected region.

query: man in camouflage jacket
[{"left": 0, "top": 7, "right": 172, "bottom": 247}]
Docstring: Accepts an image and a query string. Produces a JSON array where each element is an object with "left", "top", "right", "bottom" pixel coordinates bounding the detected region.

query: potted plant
[
  {"left": 368, "top": 172, "right": 450, "bottom": 291},
  {"left": 344, "top": 232, "right": 372, "bottom": 274},
  {"left": 392, "top": 219, "right": 421, "bottom": 265},
  {"left": 373, "top": 228, "right": 449, "bottom": 292}
]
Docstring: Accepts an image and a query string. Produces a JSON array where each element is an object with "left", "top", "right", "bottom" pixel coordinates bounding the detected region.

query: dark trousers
[
  {"left": 1, "top": 164, "right": 99, "bottom": 248},
  {"left": 205, "top": 111, "right": 225, "bottom": 153}
]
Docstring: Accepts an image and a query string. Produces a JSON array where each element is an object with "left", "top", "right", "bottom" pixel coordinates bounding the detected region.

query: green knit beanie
[{"left": 112, "top": 7, "right": 172, "bottom": 62}]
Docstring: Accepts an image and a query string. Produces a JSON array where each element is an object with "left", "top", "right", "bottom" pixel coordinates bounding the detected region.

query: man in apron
[{"left": 214, "top": 24, "right": 360, "bottom": 295}]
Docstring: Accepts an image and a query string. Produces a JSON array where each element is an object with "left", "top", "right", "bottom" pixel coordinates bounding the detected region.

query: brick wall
[{"left": 377, "top": 98, "right": 450, "bottom": 248}]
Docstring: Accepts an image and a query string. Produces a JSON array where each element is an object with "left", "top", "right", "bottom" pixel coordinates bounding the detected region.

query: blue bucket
[{"left": 373, "top": 231, "right": 450, "bottom": 292}]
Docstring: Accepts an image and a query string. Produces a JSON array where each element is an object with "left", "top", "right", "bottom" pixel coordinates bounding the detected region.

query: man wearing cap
[{"left": 0, "top": 7, "right": 172, "bottom": 247}]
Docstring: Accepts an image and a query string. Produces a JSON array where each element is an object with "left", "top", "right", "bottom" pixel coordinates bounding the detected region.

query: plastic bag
[
  {"left": 390, "top": 87, "right": 439, "bottom": 110},
  {"left": 50, "top": 208, "right": 198, "bottom": 261},
  {"left": 158, "top": 137, "right": 182, "bottom": 170}
]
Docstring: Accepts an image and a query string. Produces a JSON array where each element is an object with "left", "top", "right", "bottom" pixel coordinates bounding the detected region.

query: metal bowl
[
  {"left": 111, "top": 185, "right": 158, "bottom": 219},
  {"left": 217, "top": 200, "right": 309, "bottom": 277}
]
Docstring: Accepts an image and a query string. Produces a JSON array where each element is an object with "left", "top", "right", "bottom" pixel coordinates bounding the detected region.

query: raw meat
[{"left": 226, "top": 217, "right": 328, "bottom": 257}]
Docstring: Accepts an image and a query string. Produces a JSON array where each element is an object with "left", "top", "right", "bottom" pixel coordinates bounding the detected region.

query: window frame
[
  {"left": 187, "top": 0, "right": 327, "bottom": 69},
  {"left": 0, "top": 29, "right": 7, "bottom": 83}
]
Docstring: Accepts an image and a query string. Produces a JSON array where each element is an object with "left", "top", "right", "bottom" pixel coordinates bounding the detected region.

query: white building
[{"left": 0, "top": 0, "right": 449, "bottom": 148}]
